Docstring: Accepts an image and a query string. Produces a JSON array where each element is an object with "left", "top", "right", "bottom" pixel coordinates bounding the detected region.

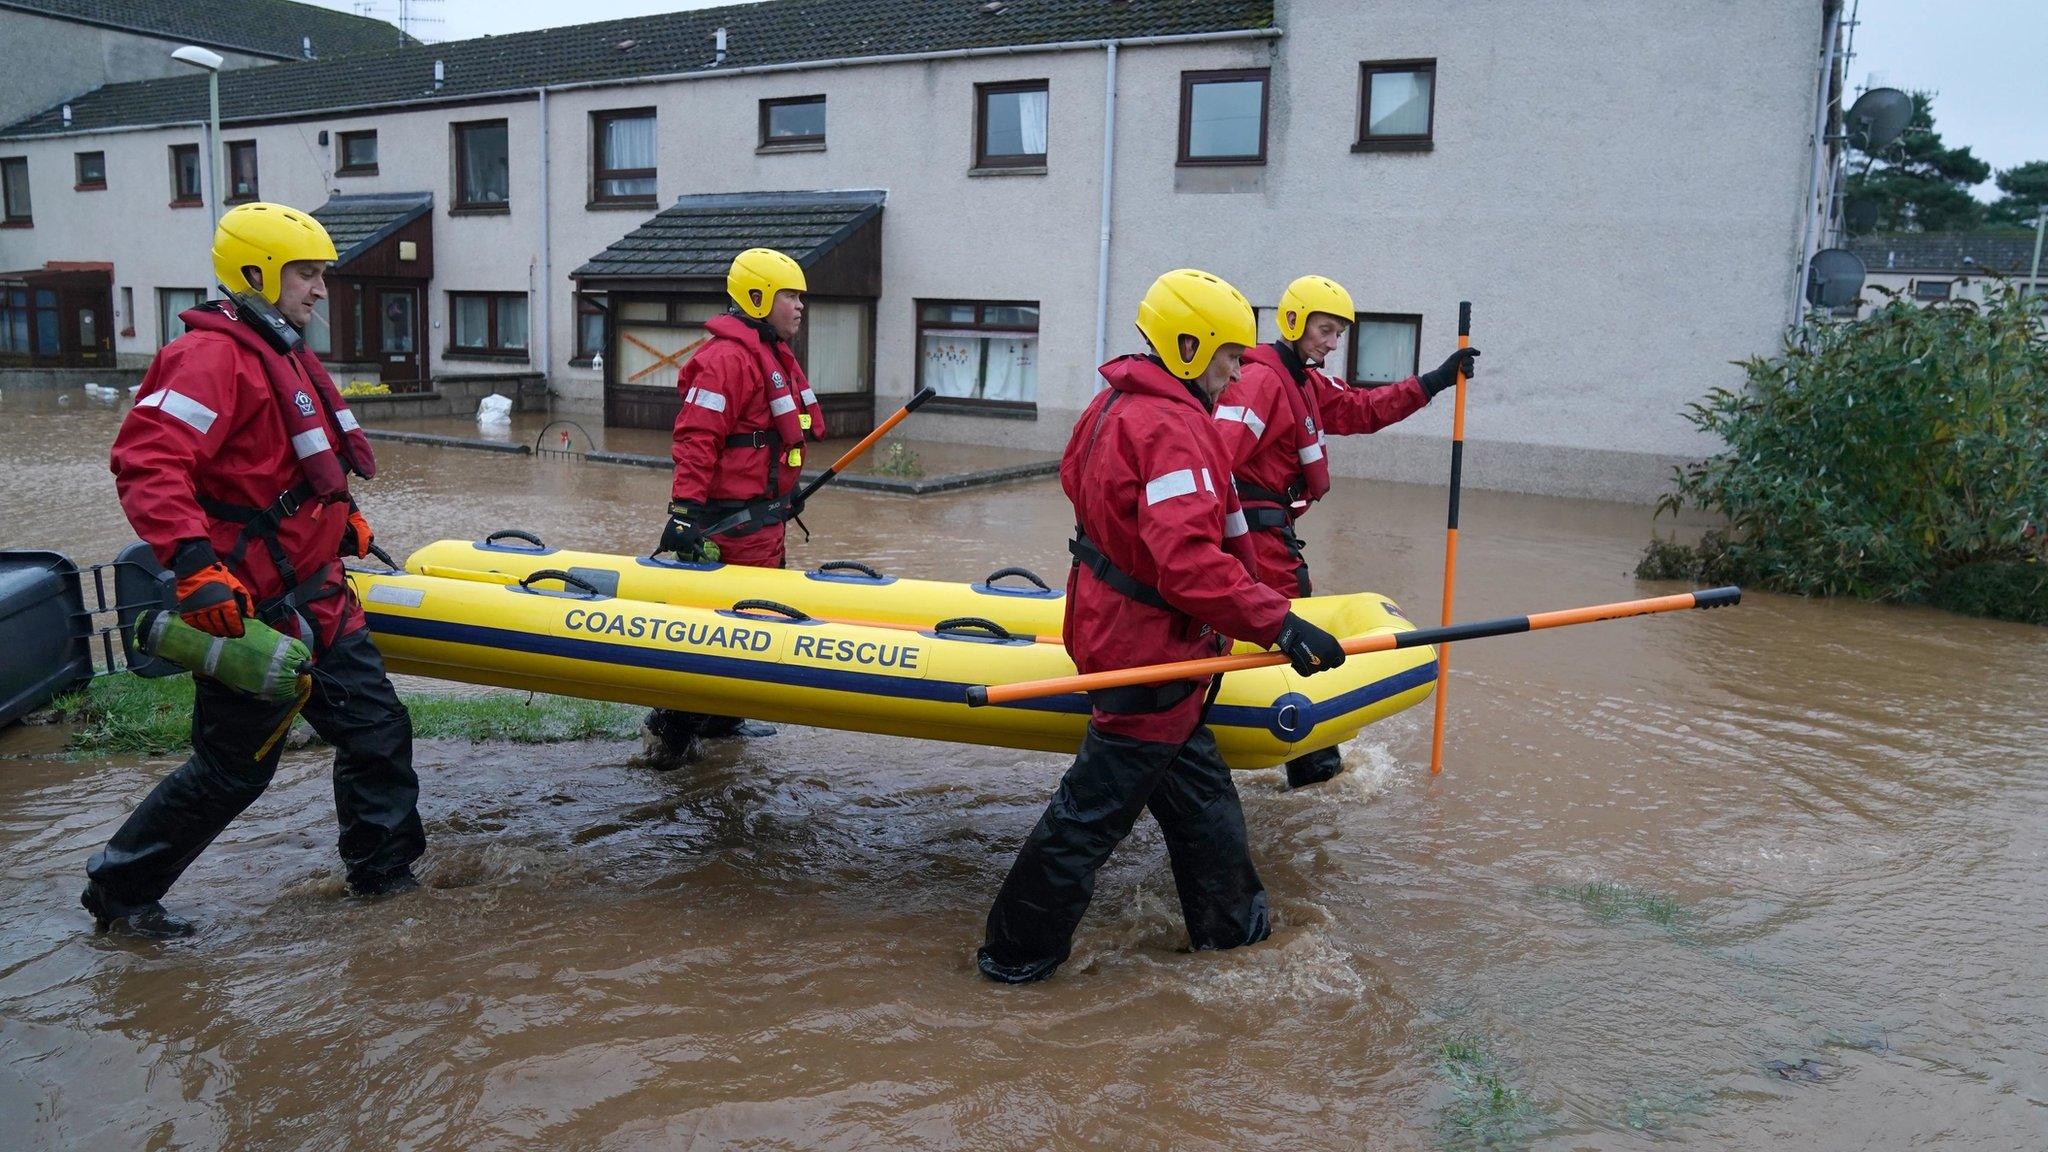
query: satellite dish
[
  {"left": 1844, "top": 87, "right": 1914, "bottom": 153},
  {"left": 1806, "top": 248, "right": 1867, "bottom": 309},
  {"left": 1842, "top": 196, "right": 1881, "bottom": 235}
]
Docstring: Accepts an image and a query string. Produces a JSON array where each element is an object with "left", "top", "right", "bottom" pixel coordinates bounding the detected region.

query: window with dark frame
[
  {"left": 170, "top": 144, "right": 202, "bottom": 204},
  {"left": 75, "top": 151, "right": 106, "bottom": 190},
  {"left": 591, "top": 109, "right": 656, "bottom": 204},
  {"left": 1347, "top": 313, "right": 1423, "bottom": 385},
  {"left": 224, "top": 140, "right": 258, "bottom": 202},
  {"left": 1912, "top": 279, "right": 1953, "bottom": 301},
  {"left": 760, "top": 96, "right": 826, "bottom": 148},
  {"left": 1356, "top": 59, "right": 1437, "bottom": 151},
  {"left": 975, "top": 81, "right": 1048, "bottom": 169},
  {"left": 158, "top": 287, "right": 206, "bottom": 347},
  {"left": 575, "top": 292, "right": 607, "bottom": 362},
  {"left": 1178, "top": 69, "right": 1269, "bottom": 165},
  {"left": 337, "top": 130, "right": 378, "bottom": 175},
  {"left": 1, "top": 158, "right": 29, "bottom": 225},
  {"left": 453, "top": 119, "right": 510, "bottom": 211},
  {"left": 916, "top": 300, "right": 1040, "bottom": 411},
  {"left": 1, "top": 285, "right": 31, "bottom": 353},
  {"left": 448, "top": 291, "right": 528, "bottom": 357}
]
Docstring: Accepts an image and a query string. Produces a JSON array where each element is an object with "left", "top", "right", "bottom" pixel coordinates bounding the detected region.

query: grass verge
[
  {"left": 1538, "top": 880, "right": 1689, "bottom": 927},
  {"left": 48, "top": 673, "right": 642, "bottom": 757},
  {"left": 1435, "top": 1034, "right": 1551, "bottom": 1148}
]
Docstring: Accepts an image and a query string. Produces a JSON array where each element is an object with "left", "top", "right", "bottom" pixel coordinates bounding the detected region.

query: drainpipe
[
  {"left": 1091, "top": 41, "right": 1119, "bottom": 386},
  {"left": 1791, "top": 1, "right": 1843, "bottom": 327},
  {"left": 536, "top": 87, "right": 552, "bottom": 395}
]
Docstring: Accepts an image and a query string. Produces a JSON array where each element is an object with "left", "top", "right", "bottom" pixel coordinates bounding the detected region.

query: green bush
[{"left": 1643, "top": 279, "right": 2048, "bottom": 618}]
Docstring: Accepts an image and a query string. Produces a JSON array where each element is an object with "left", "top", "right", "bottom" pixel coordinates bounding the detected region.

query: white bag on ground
[{"left": 476, "top": 393, "right": 513, "bottom": 426}]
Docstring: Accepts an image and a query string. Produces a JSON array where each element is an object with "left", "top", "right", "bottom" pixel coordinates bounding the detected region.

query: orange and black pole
[
  {"left": 794, "top": 385, "right": 938, "bottom": 507},
  {"left": 1428, "top": 301, "right": 1473, "bottom": 775},
  {"left": 966, "top": 588, "right": 1741, "bottom": 707}
]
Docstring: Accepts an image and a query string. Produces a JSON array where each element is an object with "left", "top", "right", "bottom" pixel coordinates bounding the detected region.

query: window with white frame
[{"left": 1348, "top": 313, "right": 1422, "bottom": 384}]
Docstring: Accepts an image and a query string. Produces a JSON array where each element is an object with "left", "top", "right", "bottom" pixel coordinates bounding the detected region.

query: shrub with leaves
[{"left": 1644, "top": 279, "right": 2048, "bottom": 620}]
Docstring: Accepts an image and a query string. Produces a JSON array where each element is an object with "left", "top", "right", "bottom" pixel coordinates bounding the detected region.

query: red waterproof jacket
[
  {"left": 110, "top": 325, "right": 363, "bottom": 644},
  {"left": 1213, "top": 342, "right": 1431, "bottom": 594},
  {"left": 1061, "top": 356, "right": 1294, "bottom": 743},
  {"left": 670, "top": 316, "right": 807, "bottom": 567}
]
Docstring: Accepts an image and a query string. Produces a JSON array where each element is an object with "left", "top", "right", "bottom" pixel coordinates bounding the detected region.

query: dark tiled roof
[
  {"left": 1, "top": 0, "right": 1274, "bottom": 137},
  {"left": 0, "top": 0, "right": 411, "bottom": 61},
  {"left": 1847, "top": 232, "right": 2045, "bottom": 276},
  {"left": 313, "top": 192, "right": 432, "bottom": 265},
  {"left": 574, "top": 189, "right": 886, "bottom": 280}
]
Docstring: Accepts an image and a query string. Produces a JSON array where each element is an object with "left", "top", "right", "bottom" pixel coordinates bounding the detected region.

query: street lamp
[{"left": 171, "top": 46, "right": 224, "bottom": 233}]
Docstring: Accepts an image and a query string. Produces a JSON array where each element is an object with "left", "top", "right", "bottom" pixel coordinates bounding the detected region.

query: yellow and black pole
[{"left": 1428, "top": 301, "right": 1473, "bottom": 775}]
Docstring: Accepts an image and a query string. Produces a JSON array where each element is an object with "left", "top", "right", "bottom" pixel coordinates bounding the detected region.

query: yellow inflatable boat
[{"left": 353, "top": 534, "right": 1437, "bottom": 768}]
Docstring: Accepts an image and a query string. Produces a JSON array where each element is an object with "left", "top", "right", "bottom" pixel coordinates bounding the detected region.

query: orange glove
[
  {"left": 340, "top": 506, "right": 375, "bottom": 558},
  {"left": 172, "top": 545, "right": 253, "bottom": 638}
]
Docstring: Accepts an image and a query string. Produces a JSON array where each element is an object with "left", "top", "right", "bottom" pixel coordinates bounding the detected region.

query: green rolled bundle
[{"left": 134, "top": 609, "right": 312, "bottom": 703}]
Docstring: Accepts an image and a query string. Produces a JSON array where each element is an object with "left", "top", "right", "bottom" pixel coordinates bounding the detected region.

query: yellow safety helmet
[
  {"left": 1276, "top": 275, "right": 1356, "bottom": 341},
  {"left": 211, "top": 202, "right": 338, "bottom": 303},
  {"left": 1135, "top": 268, "right": 1256, "bottom": 380},
  {"left": 727, "top": 247, "right": 808, "bottom": 319}
]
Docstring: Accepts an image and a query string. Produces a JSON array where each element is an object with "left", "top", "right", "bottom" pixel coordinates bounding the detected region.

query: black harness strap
[
  {"left": 198, "top": 481, "right": 316, "bottom": 594},
  {"left": 1068, "top": 532, "right": 1171, "bottom": 611},
  {"left": 1228, "top": 479, "right": 1311, "bottom": 595}
]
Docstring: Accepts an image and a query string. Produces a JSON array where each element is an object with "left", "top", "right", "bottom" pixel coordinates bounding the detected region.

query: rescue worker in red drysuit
[
  {"left": 641, "top": 247, "right": 826, "bottom": 765},
  {"left": 1213, "top": 275, "right": 1480, "bottom": 788},
  {"left": 83, "top": 202, "right": 424, "bottom": 939},
  {"left": 977, "top": 269, "right": 1350, "bottom": 984}
]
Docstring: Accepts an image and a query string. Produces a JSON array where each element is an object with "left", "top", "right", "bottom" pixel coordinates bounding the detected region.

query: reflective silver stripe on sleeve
[
  {"left": 290, "top": 427, "right": 331, "bottom": 459},
  {"left": 689, "top": 388, "right": 728, "bottom": 413},
  {"left": 800, "top": 388, "right": 818, "bottom": 406},
  {"left": 1298, "top": 441, "right": 1326, "bottom": 464},
  {"left": 1222, "top": 510, "right": 1249, "bottom": 538},
  {"left": 768, "top": 394, "right": 798, "bottom": 416},
  {"left": 1200, "top": 467, "right": 1214, "bottom": 493},
  {"left": 1144, "top": 468, "right": 1198, "bottom": 506},
  {"left": 1213, "top": 404, "right": 1267, "bottom": 439},
  {"left": 140, "top": 389, "right": 219, "bottom": 434},
  {"left": 336, "top": 409, "right": 360, "bottom": 432}
]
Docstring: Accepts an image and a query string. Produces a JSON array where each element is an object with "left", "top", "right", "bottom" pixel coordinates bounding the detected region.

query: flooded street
[{"left": 2, "top": 389, "right": 2044, "bottom": 1149}]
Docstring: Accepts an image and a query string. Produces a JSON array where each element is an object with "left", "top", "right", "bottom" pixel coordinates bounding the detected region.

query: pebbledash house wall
[{"left": 0, "top": 0, "right": 1824, "bottom": 503}]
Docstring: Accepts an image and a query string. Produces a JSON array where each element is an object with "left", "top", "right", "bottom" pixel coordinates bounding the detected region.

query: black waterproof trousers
[
  {"left": 86, "top": 627, "right": 424, "bottom": 914},
  {"left": 1285, "top": 745, "right": 1345, "bottom": 788},
  {"left": 978, "top": 723, "right": 1270, "bottom": 982}
]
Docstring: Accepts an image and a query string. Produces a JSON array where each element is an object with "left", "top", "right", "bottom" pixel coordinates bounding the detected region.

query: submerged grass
[
  {"left": 1538, "top": 880, "right": 1690, "bottom": 928},
  {"left": 1434, "top": 1034, "right": 1552, "bottom": 1149},
  {"left": 49, "top": 673, "right": 642, "bottom": 757}
]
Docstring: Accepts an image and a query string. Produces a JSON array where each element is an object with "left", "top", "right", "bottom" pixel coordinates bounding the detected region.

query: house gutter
[
  {"left": 1, "top": 29, "right": 1280, "bottom": 141},
  {"left": 1091, "top": 41, "right": 1119, "bottom": 384},
  {"left": 536, "top": 87, "right": 552, "bottom": 389}
]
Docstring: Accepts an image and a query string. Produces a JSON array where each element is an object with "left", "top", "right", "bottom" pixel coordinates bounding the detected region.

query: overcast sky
[{"left": 312, "top": 0, "right": 2045, "bottom": 197}]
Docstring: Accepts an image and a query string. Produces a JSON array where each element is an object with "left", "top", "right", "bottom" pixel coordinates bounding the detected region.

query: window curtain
[
  {"left": 1017, "top": 89, "right": 1048, "bottom": 155},
  {"left": 496, "top": 296, "right": 529, "bottom": 349},
  {"left": 602, "top": 117, "right": 656, "bottom": 197},
  {"left": 981, "top": 336, "right": 1037, "bottom": 402},
  {"left": 1368, "top": 71, "right": 1432, "bottom": 136},
  {"left": 921, "top": 332, "right": 984, "bottom": 397},
  {"left": 453, "top": 296, "right": 491, "bottom": 347},
  {"left": 1353, "top": 320, "right": 1418, "bottom": 384},
  {"left": 805, "top": 301, "right": 870, "bottom": 394},
  {"left": 461, "top": 126, "right": 509, "bottom": 203}
]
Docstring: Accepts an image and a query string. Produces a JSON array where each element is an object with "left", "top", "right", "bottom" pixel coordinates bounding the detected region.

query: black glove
[
  {"left": 1419, "top": 347, "right": 1481, "bottom": 397},
  {"left": 1273, "top": 612, "right": 1346, "bottom": 677},
  {"left": 658, "top": 500, "right": 711, "bottom": 561}
]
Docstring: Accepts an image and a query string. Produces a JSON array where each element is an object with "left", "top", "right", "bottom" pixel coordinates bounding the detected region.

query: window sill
[
  {"left": 758, "top": 141, "right": 826, "bottom": 154},
  {"left": 0, "top": 218, "right": 32, "bottom": 228},
  {"left": 336, "top": 166, "right": 380, "bottom": 177},
  {"left": 74, "top": 183, "right": 106, "bottom": 192},
  {"left": 1176, "top": 158, "right": 1266, "bottom": 168},
  {"left": 169, "top": 198, "right": 203, "bottom": 209},
  {"left": 1352, "top": 138, "right": 1434, "bottom": 153},
  {"left": 969, "top": 164, "right": 1047, "bottom": 177},
  {"left": 449, "top": 203, "right": 511, "bottom": 217},
  {"left": 586, "top": 198, "right": 657, "bottom": 211},
  {"left": 224, "top": 196, "right": 258, "bottom": 205},
  {"left": 443, "top": 349, "right": 529, "bottom": 363},
  {"left": 922, "top": 398, "right": 1037, "bottom": 420}
]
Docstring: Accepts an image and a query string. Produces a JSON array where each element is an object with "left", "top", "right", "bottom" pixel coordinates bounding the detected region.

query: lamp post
[{"left": 170, "top": 46, "right": 224, "bottom": 233}]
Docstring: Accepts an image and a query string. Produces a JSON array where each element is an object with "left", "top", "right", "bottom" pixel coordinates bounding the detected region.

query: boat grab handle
[
  {"left": 731, "top": 598, "right": 813, "bottom": 622},
  {"left": 519, "top": 569, "right": 603, "bottom": 597},
  {"left": 935, "top": 617, "right": 1017, "bottom": 641},
  {"left": 983, "top": 566, "right": 1051, "bottom": 592},
  {"left": 813, "top": 560, "right": 885, "bottom": 580},
  {"left": 484, "top": 529, "right": 547, "bottom": 551}
]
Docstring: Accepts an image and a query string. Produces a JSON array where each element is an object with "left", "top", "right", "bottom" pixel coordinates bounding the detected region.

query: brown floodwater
[{"left": 2, "top": 386, "right": 2044, "bottom": 1149}]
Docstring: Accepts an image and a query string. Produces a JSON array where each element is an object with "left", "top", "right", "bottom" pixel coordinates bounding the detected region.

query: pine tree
[
  {"left": 1986, "top": 161, "right": 2048, "bottom": 230},
  {"left": 1845, "top": 91, "right": 1990, "bottom": 232}
]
